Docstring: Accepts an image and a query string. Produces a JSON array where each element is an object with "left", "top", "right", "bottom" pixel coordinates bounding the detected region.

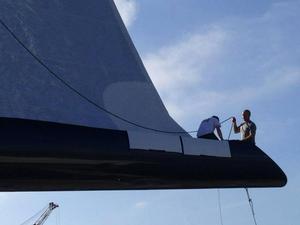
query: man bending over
[{"left": 197, "top": 116, "right": 223, "bottom": 140}]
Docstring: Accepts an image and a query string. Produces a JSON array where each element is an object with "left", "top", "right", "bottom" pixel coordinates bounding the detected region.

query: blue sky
[{"left": 2, "top": 0, "right": 300, "bottom": 225}]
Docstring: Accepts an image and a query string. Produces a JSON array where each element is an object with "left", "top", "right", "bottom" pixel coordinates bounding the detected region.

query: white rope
[
  {"left": 55, "top": 207, "right": 61, "bottom": 225},
  {"left": 19, "top": 205, "right": 48, "bottom": 225},
  {"left": 228, "top": 123, "right": 233, "bottom": 140},
  {"left": 217, "top": 189, "right": 224, "bottom": 225},
  {"left": 245, "top": 188, "right": 259, "bottom": 225}
]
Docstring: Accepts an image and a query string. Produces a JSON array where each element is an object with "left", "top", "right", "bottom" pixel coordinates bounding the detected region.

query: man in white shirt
[{"left": 197, "top": 116, "right": 224, "bottom": 140}]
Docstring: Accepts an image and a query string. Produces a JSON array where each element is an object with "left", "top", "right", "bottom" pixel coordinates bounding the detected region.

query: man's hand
[
  {"left": 216, "top": 127, "right": 223, "bottom": 141},
  {"left": 232, "top": 117, "right": 236, "bottom": 123},
  {"left": 232, "top": 117, "right": 240, "bottom": 134}
]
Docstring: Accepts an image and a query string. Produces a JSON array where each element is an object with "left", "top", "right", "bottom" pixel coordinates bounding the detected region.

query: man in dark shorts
[{"left": 232, "top": 109, "right": 256, "bottom": 144}]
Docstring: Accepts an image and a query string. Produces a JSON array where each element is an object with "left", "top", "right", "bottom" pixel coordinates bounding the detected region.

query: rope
[
  {"left": 19, "top": 205, "right": 48, "bottom": 225},
  {"left": 55, "top": 207, "right": 61, "bottom": 225},
  {"left": 0, "top": 18, "right": 191, "bottom": 134},
  {"left": 220, "top": 117, "right": 233, "bottom": 125},
  {"left": 217, "top": 189, "right": 224, "bottom": 225},
  {"left": 245, "top": 188, "right": 259, "bottom": 225},
  {"left": 179, "top": 117, "right": 234, "bottom": 134},
  {"left": 217, "top": 189, "right": 260, "bottom": 225},
  {"left": 228, "top": 122, "right": 233, "bottom": 140},
  {"left": 0, "top": 18, "right": 233, "bottom": 135}
]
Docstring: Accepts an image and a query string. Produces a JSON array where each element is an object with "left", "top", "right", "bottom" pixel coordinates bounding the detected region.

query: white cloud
[
  {"left": 145, "top": 27, "right": 227, "bottom": 91},
  {"left": 261, "top": 1, "right": 300, "bottom": 21},
  {"left": 113, "top": 0, "right": 138, "bottom": 27},
  {"left": 143, "top": 1, "right": 300, "bottom": 127},
  {"left": 144, "top": 27, "right": 228, "bottom": 122},
  {"left": 236, "top": 68, "right": 300, "bottom": 101}
]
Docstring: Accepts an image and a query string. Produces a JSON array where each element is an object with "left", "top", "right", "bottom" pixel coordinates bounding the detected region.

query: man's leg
[{"left": 199, "top": 133, "right": 219, "bottom": 140}]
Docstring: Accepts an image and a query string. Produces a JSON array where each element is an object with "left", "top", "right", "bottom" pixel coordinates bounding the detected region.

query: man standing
[
  {"left": 232, "top": 109, "right": 256, "bottom": 144},
  {"left": 197, "top": 116, "right": 223, "bottom": 140}
]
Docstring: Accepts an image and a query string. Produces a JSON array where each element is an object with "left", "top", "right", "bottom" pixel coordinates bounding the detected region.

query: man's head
[
  {"left": 242, "top": 109, "right": 251, "bottom": 122},
  {"left": 212, "top": 116, "right": 219, "bottom": 121}
]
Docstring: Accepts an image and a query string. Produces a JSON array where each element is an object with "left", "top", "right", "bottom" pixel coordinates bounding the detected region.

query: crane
[{"left": 33, "top": 202, "right": 59, "bottom": 225}]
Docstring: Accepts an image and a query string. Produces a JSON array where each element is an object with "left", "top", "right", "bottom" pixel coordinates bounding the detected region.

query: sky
[{"left": 2, "top": 0, "right": 300, "bottom": 225}]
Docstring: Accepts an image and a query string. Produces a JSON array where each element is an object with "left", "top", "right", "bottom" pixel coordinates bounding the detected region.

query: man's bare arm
[
  {"left": 216, "top": 127, "right": 223, "bottom": 140},
  {"left": 232, "top": 117, "right": 241, "bottom": 133}
]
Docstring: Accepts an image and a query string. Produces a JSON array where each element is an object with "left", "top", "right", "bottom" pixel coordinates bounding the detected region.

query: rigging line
[
  {"left": 55, "top": 207, "right": 61, "bottom": 225},
  {"left": 0, "top": 18, "right": 203, "bottom": 135},
  {"left": 245, "top": 188, "right": 259, "bottom": 225},
  {"left": 19, "top": 205, "right": 48, "bottom": 225},
  {"left": 217, "top": 189, "right": 224, "bottom": 225},
  {"left": 0, "top": 18, "right": 234, "bottom": 135},
  {"left": 170, "top": 117, "right": 234, "bottom": 134},
  {"left": 172, "top": 117, "right": 234, "bottom": 134},
  {"left": 228, "top": 123, "right": 233, "bottom": 140},
  {"left": 55, "top": 208, "right": 58, "bottom": 225},
  {"left": 58, "top": 207, "right": 61, "bottom": 225},
  {"left": 221, "top": 117, "right": 233, "bottom": 125}
]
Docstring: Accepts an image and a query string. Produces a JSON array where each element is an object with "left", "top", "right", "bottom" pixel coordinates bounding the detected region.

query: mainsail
[
  {"left": 0, "top": 0, "right": 185, "bottom": 133},
  {"left": 0, "top": 0, "right": 286, "bottom": 191}
]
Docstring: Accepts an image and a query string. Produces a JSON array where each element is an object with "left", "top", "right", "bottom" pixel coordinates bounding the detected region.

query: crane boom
[{"left": 33, "top": 202, "right": 59, "bottom": 225}]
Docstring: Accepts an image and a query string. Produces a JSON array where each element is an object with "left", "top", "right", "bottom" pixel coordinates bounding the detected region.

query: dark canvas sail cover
[{"left": 0, "top": 0, "right": 185, "bottom": 134}]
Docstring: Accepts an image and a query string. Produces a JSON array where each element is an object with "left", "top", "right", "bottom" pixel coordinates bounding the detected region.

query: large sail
[
  {"left": 0, "top": 0, "right": 185, "bottom": 133},
  {"left": 0, "top": 0, "right": 286, "bottom": 191}
]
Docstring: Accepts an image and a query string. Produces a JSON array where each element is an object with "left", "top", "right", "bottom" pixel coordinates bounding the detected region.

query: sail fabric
[{"left": 0, "top": 0, "right": 186, "bottom": 134}]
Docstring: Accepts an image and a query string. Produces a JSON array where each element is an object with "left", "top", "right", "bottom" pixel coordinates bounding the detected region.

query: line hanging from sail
[
  {"left": 0, "top": 18, "right": 192, "bottom": 135},
  {"left": 246, "top": 188, "right": 259, "bottom": 225},
  {"left": 0, "top": 17, "right": 232, "bottom": 135},
  {"left": 19, "top": 205, "right": 48, "bottom": 225},
  {"left": 217, "top": 189, "right": 225, "bottom": 225},
  {"left": 217, "top": 189, "right": 260, "bottom": 225}
]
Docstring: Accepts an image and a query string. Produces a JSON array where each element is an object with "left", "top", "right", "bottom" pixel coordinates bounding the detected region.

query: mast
[{"left": 33, "top": 202, "right": 59, "bottom": 225}]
